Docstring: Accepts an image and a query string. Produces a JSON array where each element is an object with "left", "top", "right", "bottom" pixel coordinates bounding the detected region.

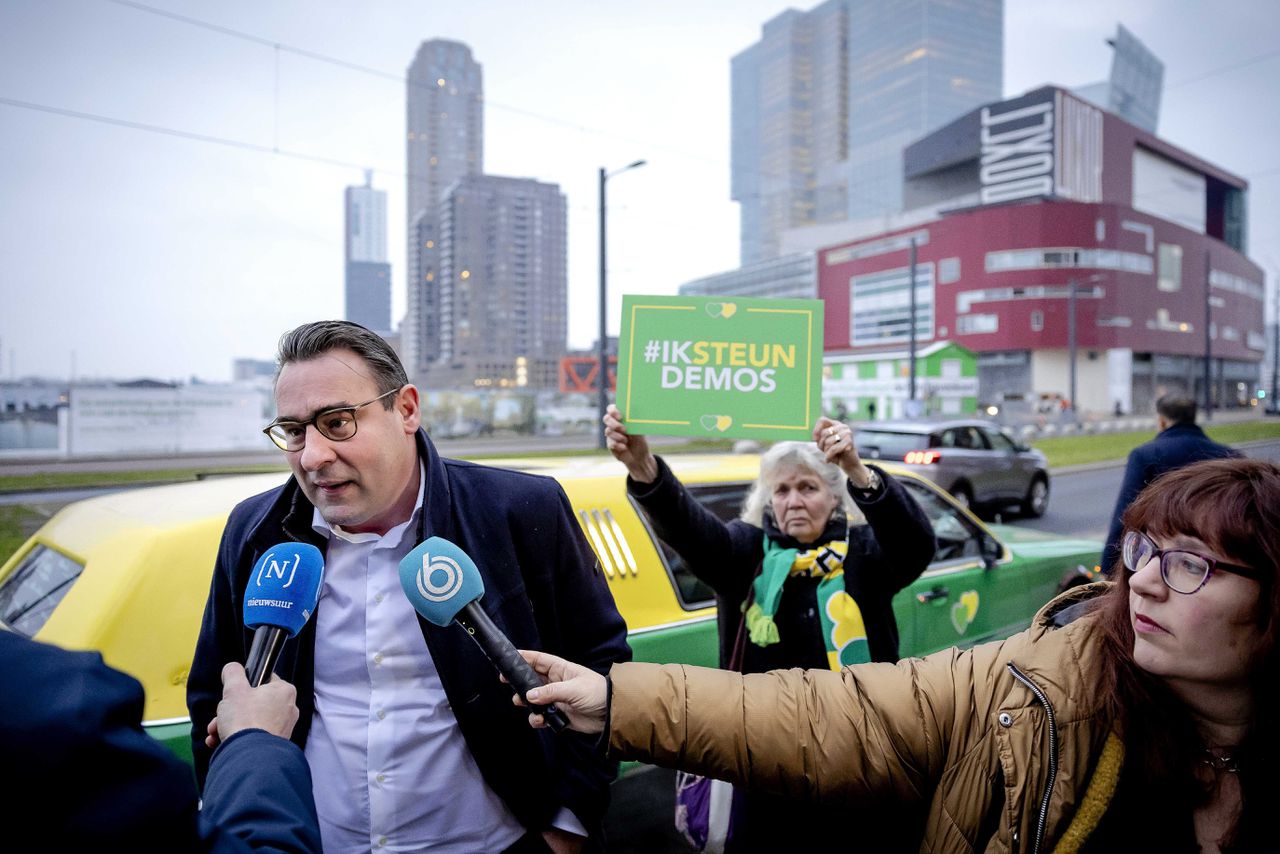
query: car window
[
  {"left": 963, "top": 426, "right": 990, "bottom": 450},
  {"left": 897, "top": 479, "right": 984, "bottom": 563},
  {"left": 0, "top": 545, "right": 85, "bottom": 636},
  {"left": 855, "top": 430, "right": 930, "bottom": 460},
  {"left": 982, "top": 427, "right": 1017, "bottom": 451},
  {"left": 638, "top": 482, "right": 749, "bottom": 609}
]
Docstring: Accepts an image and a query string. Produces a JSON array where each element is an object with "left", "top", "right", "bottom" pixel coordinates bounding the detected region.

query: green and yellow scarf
[{"left": 744, "top": 530, "right": 871, "bottom": 669}]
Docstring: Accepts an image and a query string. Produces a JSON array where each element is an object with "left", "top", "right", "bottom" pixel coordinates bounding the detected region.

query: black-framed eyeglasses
[
  {"left": 1121, "top": 530, "right": 1263, "bottom": 594},
  {"left": 263, "top": 388, "right": 399, "bottom": 452}
]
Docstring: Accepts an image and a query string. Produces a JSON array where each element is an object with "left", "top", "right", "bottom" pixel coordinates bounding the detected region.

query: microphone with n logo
[
  {"left": 399, "top": 537, "right": 567, "bottom": 732},
  {"left": 243, "top": 543, "right": 324, "bottom": 687}
]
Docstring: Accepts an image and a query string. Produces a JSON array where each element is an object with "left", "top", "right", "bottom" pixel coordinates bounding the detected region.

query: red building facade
[{"left": 818, "top": 86, "right": 1264, "bottom": 414}]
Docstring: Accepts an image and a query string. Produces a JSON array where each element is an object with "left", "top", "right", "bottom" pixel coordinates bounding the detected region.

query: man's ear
[{"left": 397, "top": 384, "right": 423, "bottom": 434}]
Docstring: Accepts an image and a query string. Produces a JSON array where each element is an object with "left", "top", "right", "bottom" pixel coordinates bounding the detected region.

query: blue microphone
[
  {"left": 243, "top": 543, "right": 324, "bottom": 687},
  {"left": 399, "top": 537, "right": 567, "bottom": 732}
]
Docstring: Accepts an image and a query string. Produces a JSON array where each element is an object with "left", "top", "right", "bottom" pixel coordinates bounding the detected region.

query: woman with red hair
[{"left": 521, "top": 457, "right": 1280, "bottom": 852}]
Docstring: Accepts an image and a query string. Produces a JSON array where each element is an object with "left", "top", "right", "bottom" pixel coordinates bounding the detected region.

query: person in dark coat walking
[{"left": 1101, "top": 393, "right": 1239, "bottom": 571}]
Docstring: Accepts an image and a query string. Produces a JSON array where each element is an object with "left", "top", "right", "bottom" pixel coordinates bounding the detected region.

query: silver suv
[{"left": 855, "top": 419, "right": 1050, "bottom": 517}]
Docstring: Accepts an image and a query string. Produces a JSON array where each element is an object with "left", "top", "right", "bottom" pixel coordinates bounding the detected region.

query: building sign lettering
[{"left": 979, "top": 99, "right": 1055, "bottom": 204}]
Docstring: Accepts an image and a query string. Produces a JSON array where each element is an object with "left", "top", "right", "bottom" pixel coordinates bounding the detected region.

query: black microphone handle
[
  {"left": 245, "top": 625, "right": 287, "bottom": 688},
  {"left": 454, "top": 602, "right": 568, "bottom": 732}
]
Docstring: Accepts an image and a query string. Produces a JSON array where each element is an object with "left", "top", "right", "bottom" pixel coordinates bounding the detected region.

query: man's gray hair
[
  {"left": 275, "top": 320, "right": 407, "bottom": 409},
  {"left": 739, "top": 441, "right": 864, "bottom": 528}
]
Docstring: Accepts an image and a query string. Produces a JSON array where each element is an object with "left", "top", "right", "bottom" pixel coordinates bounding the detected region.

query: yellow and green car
[{"left": 0, "top": 454, "right": 1100, "bottom": 762}]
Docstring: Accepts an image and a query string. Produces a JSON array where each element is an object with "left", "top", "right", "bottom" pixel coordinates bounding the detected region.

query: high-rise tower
[
  {"left": 433, "top": 175, "right": 567, "bottom": 390},
  {"left": 403, "top": 39, "right": 483, "bottom": 376},
  {"left": 731, "top": 0, "right": 1003, "bottom": 264}
]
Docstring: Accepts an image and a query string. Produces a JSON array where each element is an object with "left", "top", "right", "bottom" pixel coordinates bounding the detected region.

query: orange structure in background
[{"left": 560, "top": 356, "right": 617, "bottom": 393}]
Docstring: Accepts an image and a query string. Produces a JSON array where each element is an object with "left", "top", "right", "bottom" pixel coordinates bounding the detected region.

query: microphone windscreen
[
  {"left": 243, "top": 543, "right": 325, "bottom": 636},
  {"left": 399, "top": 536, "right": 486, "bottom": 626}
]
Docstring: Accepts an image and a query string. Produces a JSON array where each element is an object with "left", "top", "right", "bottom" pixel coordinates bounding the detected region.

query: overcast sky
[{"left": 1, "top": 0, "right": 1277, "bottom": 382}]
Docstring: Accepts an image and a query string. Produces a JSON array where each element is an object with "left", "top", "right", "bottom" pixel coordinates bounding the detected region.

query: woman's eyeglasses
[{"left": 1121, "top": 530, "right": 1262, "bottom": 594}]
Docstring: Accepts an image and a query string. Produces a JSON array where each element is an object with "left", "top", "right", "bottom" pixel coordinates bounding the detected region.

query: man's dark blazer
[
  {"left": 0, "top": 631, "right": 319, "bottom": 853},
  {"left": 1102, "top": 421, "right": 1240, "bottom": 570},
  {"left": 187, "top": 429, "right": 631, "bottom": 840}
]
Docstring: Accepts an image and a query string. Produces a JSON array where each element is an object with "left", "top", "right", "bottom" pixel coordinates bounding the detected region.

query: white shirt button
[
  {"left": 377, "top": 836, "right": 387, "bottom": 847},
  {"left": 375, "top": 593, "right": 384, "bottom": 604},
  {"left": 376, "top": 773, "right": 386, "bottom": 783},
  {"left": 376, "top": 708, "right": 386, "bottom": 720},
  {"left": 373, "top": 652, "right": 384, "bottom": 665}
]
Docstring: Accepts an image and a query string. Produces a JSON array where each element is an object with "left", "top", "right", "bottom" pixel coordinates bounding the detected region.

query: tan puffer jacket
[{"left": 608, "top": 585, "right": 1116, "bottom": 853}]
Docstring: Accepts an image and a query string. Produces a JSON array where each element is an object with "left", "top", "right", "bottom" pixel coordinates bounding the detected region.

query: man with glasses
[
  {"left": 188, "top": 320, "right": 630, "bottom": 853},
  {"left": 1101, "top": 394, "right": 1239, "bottom": 573}
]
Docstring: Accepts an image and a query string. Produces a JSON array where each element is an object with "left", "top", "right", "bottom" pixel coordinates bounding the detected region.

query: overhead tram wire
[
  {"left": 100, "top": 0, "right": 910, "bottom": 218},
  {"left": 92, "top": 0, "right": 1280, "bottom": 239},
  {"left": 102, "top": 0, "right": 715, "bottom": 166},
  {"left": 1166, "top": 45, "right": 1280, "bottom": 88},
  {"left": 0, "top": 96, "right": 367, "bottom": 173},
  {"left": 99, "top": 0, "right": 902, "bottom": 214},
  {"left": 0, "top": 95, "right": 629, "bottom": 219}
]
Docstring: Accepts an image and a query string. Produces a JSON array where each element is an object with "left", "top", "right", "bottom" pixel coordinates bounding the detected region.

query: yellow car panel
[{"left": 1, "top": 453, "right": 1095, "bottom": 756}]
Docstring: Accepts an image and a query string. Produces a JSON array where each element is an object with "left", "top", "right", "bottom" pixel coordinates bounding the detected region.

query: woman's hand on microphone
[
  {"left": 513, "top": 650, "right": 608, "bottom": 735},
  {"left": 603, "top": 404, "right": 658, "bottom": 484}
]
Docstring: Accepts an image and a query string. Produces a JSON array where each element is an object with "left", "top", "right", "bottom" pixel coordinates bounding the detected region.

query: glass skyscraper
[
  {"left": 1072, "top": 24, "right": 1164, "bottom": 134},
  {"left": 732, "top": 0, "right": 1003, "bottom": 264}
]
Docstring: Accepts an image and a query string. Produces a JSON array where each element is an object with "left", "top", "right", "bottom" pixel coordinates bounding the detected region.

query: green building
[{"left": 823, "top": 341, "right": 978, "bottom": 421}]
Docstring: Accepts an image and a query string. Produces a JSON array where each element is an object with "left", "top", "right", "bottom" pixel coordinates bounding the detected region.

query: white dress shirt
[{"left": 304, "top": 464, "right": 528, "bottom": 853}]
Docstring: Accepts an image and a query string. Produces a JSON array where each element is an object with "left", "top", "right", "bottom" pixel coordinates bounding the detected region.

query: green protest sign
[{"left": 617, "top": 295, "right": 824, "bottom": 441}]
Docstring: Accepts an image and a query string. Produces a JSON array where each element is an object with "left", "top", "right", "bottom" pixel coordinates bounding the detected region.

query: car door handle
[{"left": 916, "top": 586, "right": 950, "bottom": 604}]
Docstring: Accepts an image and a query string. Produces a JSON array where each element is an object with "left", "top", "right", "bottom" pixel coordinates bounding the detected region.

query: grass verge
[
  {"left": 0, "top": 505, "right": 42, "bottom": 566},
  {"left": 1033, "top": 420, "right": 1280, "bottom": 468},
  {"left": 0, "top": 439, "right": 739, "bottom": 495},
  {"left": 0, "top": 464, "right": 290, "bottom": 494}
]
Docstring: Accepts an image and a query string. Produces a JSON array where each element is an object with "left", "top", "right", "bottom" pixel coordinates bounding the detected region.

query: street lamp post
[{"left": 598, "top": 159, "right": 646, "bottom": 448}]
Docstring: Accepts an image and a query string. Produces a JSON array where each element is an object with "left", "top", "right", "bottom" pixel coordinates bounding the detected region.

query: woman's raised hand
[
  {"left": 813, "top": 416, "right": 874, "bottom": 488},
  {"left": 514, "top": 650, "right": 609, "bottom": 735},
  {"left": 603, "top": 404, "right": 658, "bottom": 483}
]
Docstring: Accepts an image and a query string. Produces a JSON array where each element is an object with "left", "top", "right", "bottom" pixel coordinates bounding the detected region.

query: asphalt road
[{"left": 1000, "top": 438, "right": 1280, "bottom": 541}]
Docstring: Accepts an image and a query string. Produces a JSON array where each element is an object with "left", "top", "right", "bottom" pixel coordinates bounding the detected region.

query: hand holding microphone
[
  {"left": 398, "top": 537, "right": 569, "bottom": 732},
  {"left": 208, "top": 543, "right": 324, "bottom": 749},
  {"left": 243, "top": 543, "right": 325, "bottom": 687},
  {"left": 206, "top": 662, "right": 301, "bottom": 749}
]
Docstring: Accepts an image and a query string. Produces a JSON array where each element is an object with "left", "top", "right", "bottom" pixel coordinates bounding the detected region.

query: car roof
[
  {"left": 29, "top": 452, "right": 923, "bottom": 559},
  {"left": 858, "top": 419, "right": 1005, "bottom": 434}
]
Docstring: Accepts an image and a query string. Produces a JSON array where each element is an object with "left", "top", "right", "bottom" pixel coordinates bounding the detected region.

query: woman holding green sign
[{"left": 602, "top": 404, "right": 934, "bottom": 850}]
